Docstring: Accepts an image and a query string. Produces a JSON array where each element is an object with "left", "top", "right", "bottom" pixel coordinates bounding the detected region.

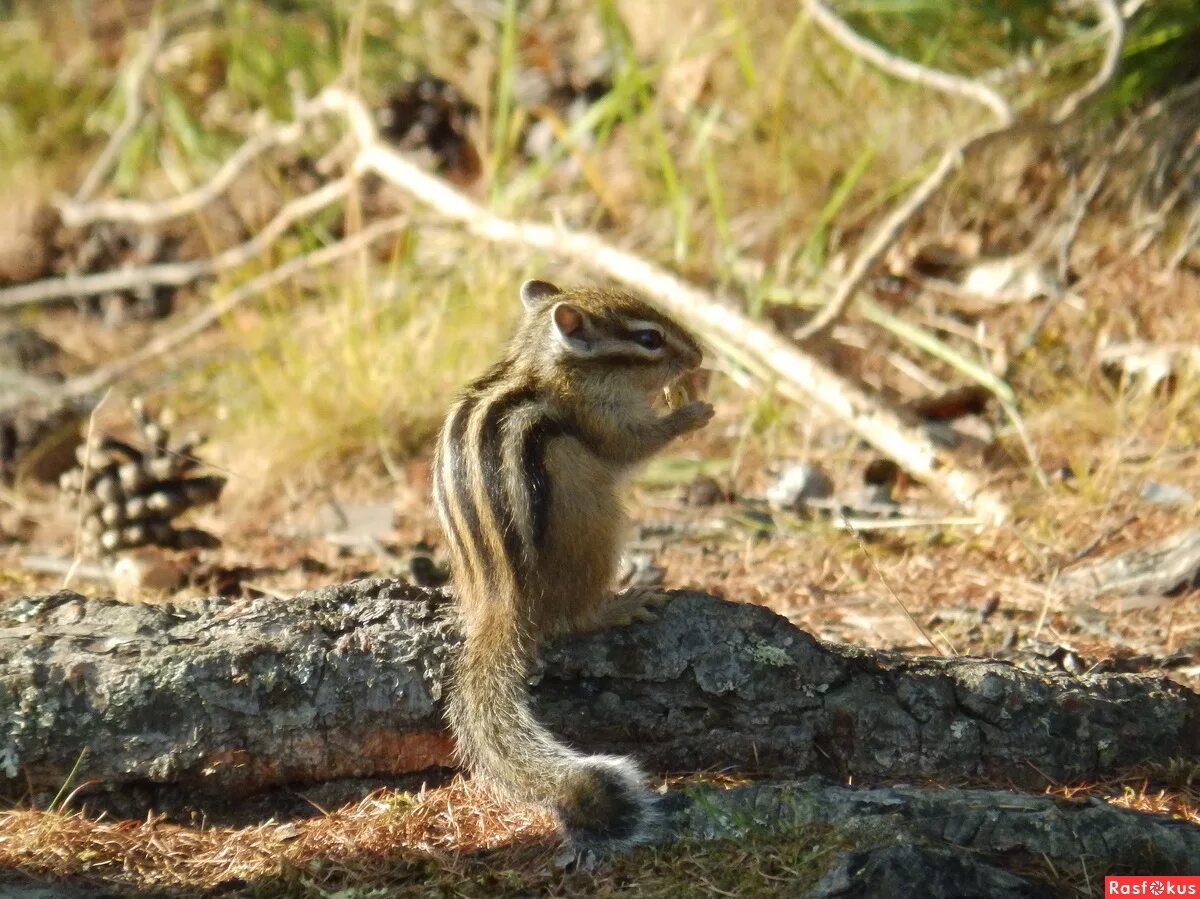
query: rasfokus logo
[{"left": 1106, "top": 877, "right": 1200, "bottom": 896}]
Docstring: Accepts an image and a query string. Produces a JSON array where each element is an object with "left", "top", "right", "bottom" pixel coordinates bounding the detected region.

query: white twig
[
  {"left": 804, "top": 0, "right": 1013, "bottom": 125},
  {"left": 793, "top": 134, "right": 992, "bottom": 342},
  {"left": 1051, "top": 0, "right": 1124, "bottom": 124},
  {"left": 0, "top": 176, "right": 355, "bottom": 310},
  {"left": 793, "top": 0, "right": 1013, "bottom": 343},
  {"left": 23, "top": 553, "right": 110, "bottom": 584},
  {"left": 29, "top": 79, "right": 1013, "bottom": 523},
  {"left": 60, "top": 215, "right": 409, "bottom": 398},
  {"left": 61, "top": 114, "right": 318, "bottom": 229},
  {"left": 792, "top": 0, "right": 1125, "bottom": 343}
]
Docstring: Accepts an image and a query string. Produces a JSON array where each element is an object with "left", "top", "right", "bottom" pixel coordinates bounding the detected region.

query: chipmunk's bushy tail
[{"left": 446, "top": 621, "right": 658, "bottom": 851}]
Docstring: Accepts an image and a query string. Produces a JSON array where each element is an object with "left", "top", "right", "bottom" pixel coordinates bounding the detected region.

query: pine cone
[{"left": 59, "top": 399, "right": 225, "bottom": 557}]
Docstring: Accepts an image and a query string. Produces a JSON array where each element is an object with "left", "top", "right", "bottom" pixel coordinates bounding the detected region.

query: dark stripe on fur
[
  {"left": 476, "top": 385, "right": 538, "bottom": 584},
  {"left": 521, "top": 416, "right": 569, "bottom": 552},
  {"left": 445, "top": 363, "right": 510, "bottom": 580},
  {"left": 431, "top": 458, "right": 455, "bottom": 549},
  {"left": 470, "top": 362, "right": 509, "bottom": 394}
]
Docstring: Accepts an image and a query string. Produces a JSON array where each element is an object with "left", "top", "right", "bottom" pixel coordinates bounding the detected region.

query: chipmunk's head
[{"left": 517, "top": 280, "right": 704, "bottom": 399}]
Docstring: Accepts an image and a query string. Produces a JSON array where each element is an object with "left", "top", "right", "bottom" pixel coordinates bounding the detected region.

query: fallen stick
[
  {"left": 0, "top": 176, "right": 355, "bottom": 311},
  {"left": 7, "top": 5, "right": 1127, "bottom": 521},
  {"left": 60, "top": 111, "right": 324, "bottom": 230}
]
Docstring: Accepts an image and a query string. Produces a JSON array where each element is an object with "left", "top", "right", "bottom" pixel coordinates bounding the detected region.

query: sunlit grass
[
  {"left": 0, "top": 16, "right": 108, "bottom": 188},
  {"left": 0, "top": 778, "right": 845, "bottom": 897},
  {"left": 1, "top": 0, "right": 1196, "bottom": 496},
  {"left": 204, "top": 240, "right": 521, "bottom": 492}
]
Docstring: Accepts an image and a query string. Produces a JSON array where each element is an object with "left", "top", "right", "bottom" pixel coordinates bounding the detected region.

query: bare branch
[
  {"left": 18, "top": 77, "right": 1012, "bottom": 522},
  {"left": 792, "top": 134, "right": 994, "bottom": 343},
  {"left": 60, "top": 114, "right": 317, "bottom": 229},
  {"left": 1052, "top": 0, "right": 1124, "bottom": 124},
  {"left": 792, "top": 0, "right": 1125, "bottom": 343},
  {"left": 60, "top": 214, "right": 410, "bottom": 398},
  {"left": 804, "top": 0, "right": 1013, "bottom": 125},
  {"left": 0, "top": 176, "right": 355, "bottom": 311}
]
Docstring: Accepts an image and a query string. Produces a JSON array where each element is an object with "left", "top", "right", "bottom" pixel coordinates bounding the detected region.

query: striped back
[{"left": 433, "top": 360, "right": 570, "bottom": 603}]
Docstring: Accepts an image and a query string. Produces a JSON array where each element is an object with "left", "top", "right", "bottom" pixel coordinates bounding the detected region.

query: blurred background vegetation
[{"left": 1, "top": 0, "right": 1198, "bottom": 504}]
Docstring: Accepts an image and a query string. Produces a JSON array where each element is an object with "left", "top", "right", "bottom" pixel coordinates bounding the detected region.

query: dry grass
[
  {"left": 0, "top": 778, "right": 843, "bottom": 897},
  {"left": 1050, "top": 760, "right": 1200, "bottom": 827},
  {"left": 185, "top": 0, "right": 988, "bottom": 493},
  {"left": 5, "top": 0, "right": 1184, "bottom": 494},
  {"left": 0, "top": 780, "right": 551, "bottom": 894},
  {"left": 3, "top": 769, "right": 1196, "bottom": 896},
  {"left": 200, "top": 241, "right": 524, "bottom": 494}
]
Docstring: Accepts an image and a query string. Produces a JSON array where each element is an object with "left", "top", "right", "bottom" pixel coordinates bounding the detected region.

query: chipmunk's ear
[
  {"left": 550, "top": 301, "right": 594, "bottom": 353},
  {"left": 520, "top": 279, "right": 562, "bottom": 309}
]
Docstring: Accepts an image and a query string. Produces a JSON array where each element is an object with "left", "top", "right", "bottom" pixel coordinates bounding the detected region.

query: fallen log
[{"left": 2, "top": 578, "right": 1196, "bottom": 801}]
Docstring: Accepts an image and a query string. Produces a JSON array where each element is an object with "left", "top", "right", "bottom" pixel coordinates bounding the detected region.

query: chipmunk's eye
[{"left": 632, "top": 329, "right": 664, "bottom": 350}]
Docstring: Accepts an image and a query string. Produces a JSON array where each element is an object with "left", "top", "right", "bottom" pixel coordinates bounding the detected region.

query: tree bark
[{"left": 1, "top": 577, "right": 1197, "bottom": 800}]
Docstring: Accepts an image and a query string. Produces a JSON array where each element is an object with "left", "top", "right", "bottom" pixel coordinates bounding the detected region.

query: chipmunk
[{"left": 433, "top": 279, "right": 713, "bottom": 852}]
